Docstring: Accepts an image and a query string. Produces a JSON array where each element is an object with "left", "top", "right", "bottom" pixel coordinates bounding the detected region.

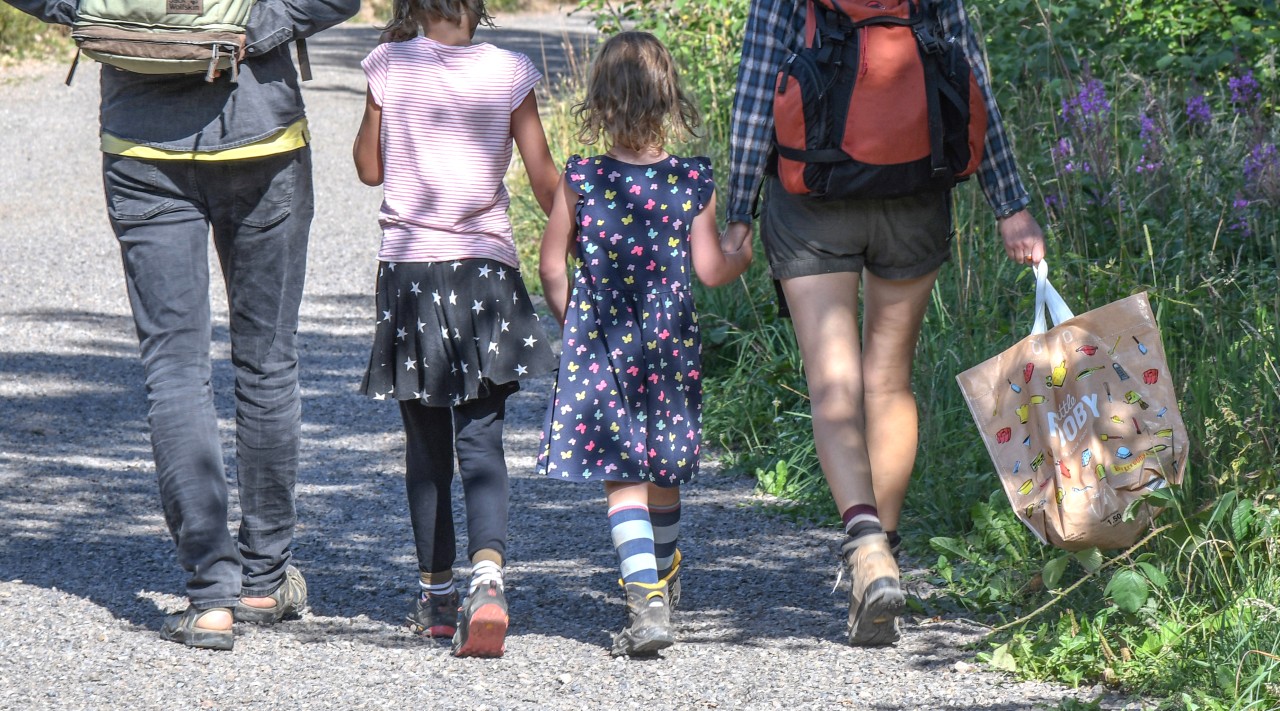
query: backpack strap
[
  {"left": 295, "top": 39, "right": 312, "bottom": 81},
  {"left": 914, "top": 0, "right": 949, "bottom": 178},
  {"left": 65, "top": 48, "right": 82, "bottom": 86}
]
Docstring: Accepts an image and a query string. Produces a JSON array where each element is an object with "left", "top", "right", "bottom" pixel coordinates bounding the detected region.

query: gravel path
[{"left": 0, "top": 14, "right": 1139, "bottom": 711}]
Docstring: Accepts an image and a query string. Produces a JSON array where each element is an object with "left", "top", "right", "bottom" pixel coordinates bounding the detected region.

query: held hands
[
  {"left": 999, "top": 209, "right": 1046, "bottom": 265},
  {"left": 722, "top": 221, "right": 753, "bottom": 257}
]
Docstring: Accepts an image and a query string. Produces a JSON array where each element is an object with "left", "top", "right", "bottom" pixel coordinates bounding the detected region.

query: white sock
[
  {"left": 419, "top": 578, "right": 456, "bottom": 598},
  {"left": 470, "top": 560, "right": 503, "bottom": 592}
]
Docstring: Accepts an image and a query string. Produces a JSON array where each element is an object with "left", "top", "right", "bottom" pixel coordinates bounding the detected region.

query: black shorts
[{"left": 759, "top": 177, "right": 953, "bottom": 281}]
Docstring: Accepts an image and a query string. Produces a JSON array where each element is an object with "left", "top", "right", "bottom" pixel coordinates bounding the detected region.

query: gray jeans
[{"left": 103, "top": 148, "right": 313, "bottom": 609}]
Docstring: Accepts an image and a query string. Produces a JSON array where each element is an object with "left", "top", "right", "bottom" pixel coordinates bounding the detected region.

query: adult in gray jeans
[{"left": 5, "top": 0, "right": 359, "bottom": 650}]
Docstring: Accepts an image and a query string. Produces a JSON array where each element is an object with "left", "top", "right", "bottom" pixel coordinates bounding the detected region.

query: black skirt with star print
[{"left": 360, "top": 258, "right": 557, "bottom": 406}]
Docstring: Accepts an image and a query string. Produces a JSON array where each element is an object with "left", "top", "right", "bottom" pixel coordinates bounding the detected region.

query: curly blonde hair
[
  {"left": 574, "top": 31, "right": 700, "bottom": 152},
  {"left": 383, "top": 0, "right": 494, "bottom": 42}
]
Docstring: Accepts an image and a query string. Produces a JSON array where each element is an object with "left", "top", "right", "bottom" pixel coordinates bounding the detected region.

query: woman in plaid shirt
[{"left": 725, "top": 0, "right": 1046, "bottom": 647}]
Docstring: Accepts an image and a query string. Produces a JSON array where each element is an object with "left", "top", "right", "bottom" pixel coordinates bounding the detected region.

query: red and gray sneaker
[
  {"left": 407, "top": 590, "right": 459, "bottom": 639},
  {"left": 451, "top": 581, "right": 509, "bottom": 658}
]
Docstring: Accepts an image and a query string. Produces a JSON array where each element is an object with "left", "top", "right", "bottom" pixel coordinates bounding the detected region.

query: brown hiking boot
[
  {"left": 610, "top": 581, "right": 674, "bottom": 657},
  {"left": 840, "top": 533, "right": 904, "bottom": 646}
]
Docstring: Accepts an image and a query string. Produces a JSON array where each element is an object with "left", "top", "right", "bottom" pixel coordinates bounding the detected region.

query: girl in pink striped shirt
[{"left": 352, "top": 0, "right": 559, "bottom": 658}]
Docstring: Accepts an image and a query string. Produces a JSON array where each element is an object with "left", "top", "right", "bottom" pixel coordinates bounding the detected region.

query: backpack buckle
[{"left": 913, "top": 24, "right": 946, "bottom": 54}]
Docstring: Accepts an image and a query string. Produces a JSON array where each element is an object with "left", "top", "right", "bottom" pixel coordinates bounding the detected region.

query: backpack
[
  {"left": 772, "top": 0, "right": 987, "bottom": 200},
  {"left": 68, "top": 0, "right": 309, "bottom": 83}
]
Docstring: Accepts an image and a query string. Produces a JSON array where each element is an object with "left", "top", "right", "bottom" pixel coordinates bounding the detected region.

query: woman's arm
[
  {"left": 511, "top": 91, "right": 559, "bottom": 217},
  {"left": 539, "top": 176, "right": 577, "bottom": 325},
  {"left": 352, "top": 88, "right": 383, "bottom": 187}
]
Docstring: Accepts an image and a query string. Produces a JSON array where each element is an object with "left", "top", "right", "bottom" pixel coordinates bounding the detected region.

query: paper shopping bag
[{"left": 956, "top": 261, "right": 1189, "bottom": 551}]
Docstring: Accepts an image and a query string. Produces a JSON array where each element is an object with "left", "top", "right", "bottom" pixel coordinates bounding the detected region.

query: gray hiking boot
[
  {"left": 658, "top": 549, "right": 683, "bottom": 610},
  {"left": 234, "top": 565, "right": 307, "bottom": 624},
  {"left": 840, "top": 533, "right": 904, "bottom": 646},
  {"left": 611, "top": 581, "right": 675, "bottom": 657}
]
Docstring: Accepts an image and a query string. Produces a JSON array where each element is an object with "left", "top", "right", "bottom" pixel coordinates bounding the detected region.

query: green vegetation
[
  {"left": 517, "top": 0, "right": 1280, "bottom": 707},
  {"left": 0, "top": 4, "right": 70, "bottom": 64}
]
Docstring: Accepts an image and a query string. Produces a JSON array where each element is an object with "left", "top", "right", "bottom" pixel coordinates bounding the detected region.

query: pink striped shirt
[{"left": 362, "top": 38, "right": 541, "bottom": 266}]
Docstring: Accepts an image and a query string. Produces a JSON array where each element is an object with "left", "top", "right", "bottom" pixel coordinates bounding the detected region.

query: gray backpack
[{"left": 69, "top": 0, "right": 308, "bottom": 83}]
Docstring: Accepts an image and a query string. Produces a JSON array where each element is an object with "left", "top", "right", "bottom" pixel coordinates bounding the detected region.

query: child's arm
[
  {"left": 511, "top": 92, "right": 559, "bottom": 217},
  {"left": 352, "top": 88, "right": 383, "bottom": 186},
  {"left": 539, "top": 176, "right": 577, "bottom": 325},
  {"left": 690, "top": 191, "right": 753, "bottom": 287}
]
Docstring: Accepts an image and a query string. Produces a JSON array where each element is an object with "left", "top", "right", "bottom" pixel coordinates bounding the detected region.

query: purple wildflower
[
  {"left": 1139, "top": 113, "right": 1159, "bottom": 143},
  {"left": 1052, "top": 137, "right": 1074, "bottom": 159},
  {"left": 1228, "top": 195, "right": 1252, "bottom": 236},
  {"left": 1134, "top": 159, "right": 1163, "bottom": 174},
  {"left": 1185, "top": 95, "right": 1211, "bottom": 126},
  {"left": 1243, "top": 143, "right": 1279, "bottom": 200},
  {"left": 1244, "top": 143, "right": 1277, "bottom": 182},
  {"left": 1044, "top": 194, "right": 1060, "bottom": 209},
  {"left": 1060, "top": 78, "right": 1111, "bottom": 131},
  {"left": 1229, "top": 70, "right": 1259, "bottom": 112}
]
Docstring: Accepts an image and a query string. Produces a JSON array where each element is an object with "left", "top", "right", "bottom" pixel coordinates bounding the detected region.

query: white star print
[
  {"left": 496, "top": 267, "right": 507, "bottom": 280},
  {"left": 381, "top": 310, "right": 392, "bottom": 323},
  {"left": 515, "top": 364, "right": 528, "bottom": 375},
  {"left": 432, "top": 291, "right": 442, "bottom": 304},
  {"left": 461, "top": 363, "right": 469, "bottom": 373},
  {"left": 448, "top": 291, "right": 458, "bottom": 305},
  {"left": 417, "top": 320, "right": 426, "bottom": 332},
  {"left": 396, "top": 327, "right": 407, "bottom": 340},
  {"left": 388, "top": 263, "right": 396, "bottom": 271},
  {"left": 374, "top": 391, "right": 388, "bottom": 400},
  {"left": 404, "top": 357, "right": 417, "bottom": 371},
  {"left": 410, "top": 281, "right": 422, "bottom": 295},
  {"left": 500, "top": 319, "right": 510, "bottom": 332},
  {"left": 478, "top": 264, "right": 492, "bottom": 278},
  {"left": 472, "top": 300, "right": 485, "bottom": 314},
  {"left": 488, "top": 341, "right": 499, "bottom": 353},
  {"left": 523, "top": 335, "right": 538, "bottom": 347},
  {"left": 451, "top": 261, "right": 462, "bottom": 271}
]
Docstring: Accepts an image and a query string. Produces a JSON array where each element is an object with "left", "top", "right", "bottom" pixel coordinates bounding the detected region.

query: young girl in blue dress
[{"left": 537, "top": 31, "right": 753, "bottom": 657}]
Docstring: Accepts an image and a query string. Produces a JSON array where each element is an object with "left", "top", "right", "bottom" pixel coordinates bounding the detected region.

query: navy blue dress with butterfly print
[{"left": 537, "top": 154, "right": 715, "bottom": 487}]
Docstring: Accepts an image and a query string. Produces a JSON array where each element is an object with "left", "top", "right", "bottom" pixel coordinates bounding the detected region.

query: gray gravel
[{"left": 0, "top": 14, "right": 1143, "bottom": 711}]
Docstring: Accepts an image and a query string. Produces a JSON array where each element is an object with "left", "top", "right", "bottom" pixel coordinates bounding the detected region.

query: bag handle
[{"left": 1030, "top": 259, "right": 1075, "bottom": 335}]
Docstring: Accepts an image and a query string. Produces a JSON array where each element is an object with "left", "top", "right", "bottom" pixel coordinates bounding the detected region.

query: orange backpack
[{"left": 772, "top": 0, "right": 987, "bottom": 199}]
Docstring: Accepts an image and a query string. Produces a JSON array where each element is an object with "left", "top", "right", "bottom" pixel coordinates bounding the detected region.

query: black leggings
[{"left": 400, "top": 391, "right": 510, "bottom": 574}]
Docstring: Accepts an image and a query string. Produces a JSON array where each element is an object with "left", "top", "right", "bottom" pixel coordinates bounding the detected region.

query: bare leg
[
  {"left": 605, "top": 480, "right": 650, "bottom": 508},
  {"left": 861, "top": 269, "right": 940, "bottom": 532},
  {"left": 779, "top": 271, "right": 875, "bottom": 512}
]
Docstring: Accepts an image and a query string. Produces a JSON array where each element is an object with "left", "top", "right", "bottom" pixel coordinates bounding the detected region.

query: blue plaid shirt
[{"left": 727, "top": 0, "right": 1032, "bottom": 223}]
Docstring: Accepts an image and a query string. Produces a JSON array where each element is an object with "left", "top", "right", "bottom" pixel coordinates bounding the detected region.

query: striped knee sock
[
  {"left": 608, "top": 503, "right": 659, "bottom": 584},
  {"left": 842, "top": 503, "right": 884, "bottom": 545},
  {"left": 650, "top": 501, "right": 681, "bottom": 577}
]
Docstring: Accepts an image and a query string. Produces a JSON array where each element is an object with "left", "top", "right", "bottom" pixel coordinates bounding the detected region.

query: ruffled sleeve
[
  {"left": 691, "top": 157, "right": 716, "bottom": 213},
  {"left": 563, "top": 154, "right": 596, "bottom": 195}
]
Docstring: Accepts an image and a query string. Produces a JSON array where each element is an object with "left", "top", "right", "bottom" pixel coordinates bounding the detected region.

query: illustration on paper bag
[{"left": 972, "top": 301, "right": 1188, "bottom": 550}]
